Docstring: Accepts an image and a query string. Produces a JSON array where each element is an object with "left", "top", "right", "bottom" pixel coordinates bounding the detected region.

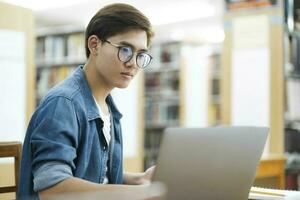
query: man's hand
[
  {"left": 123, "top": 165, "right": 156, "bottom": 185},
  {"left": 139, "top": 165, "right": 156, "bottom": 185}
]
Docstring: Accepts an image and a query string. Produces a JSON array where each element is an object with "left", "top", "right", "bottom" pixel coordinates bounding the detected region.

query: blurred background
[{"left": 1, "top": 0, "right": 300, "bottom": 198}]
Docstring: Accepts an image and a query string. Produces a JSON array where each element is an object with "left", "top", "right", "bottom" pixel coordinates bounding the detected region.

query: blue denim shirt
[{"left": 17, "top": 66, "right": 123, "bottom": 200}]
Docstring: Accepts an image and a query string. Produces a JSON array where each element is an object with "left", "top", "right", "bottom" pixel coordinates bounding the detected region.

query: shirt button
[{"left": 103, "top": 146, "right": 106, "bottom": 150}]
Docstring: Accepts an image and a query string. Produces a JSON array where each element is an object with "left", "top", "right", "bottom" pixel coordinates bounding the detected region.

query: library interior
[{"left": 1, "top": 0, "right": 300, "bottom": 199}]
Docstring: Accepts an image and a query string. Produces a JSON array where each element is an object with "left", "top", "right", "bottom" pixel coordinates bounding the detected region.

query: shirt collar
[{"left": 73, "top": 66, "right": 122, "bottom": 121}]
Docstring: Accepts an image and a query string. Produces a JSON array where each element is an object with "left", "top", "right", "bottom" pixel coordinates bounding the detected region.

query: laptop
[{"left": 153, "top": 126, "right": 269, "bottom": 200}]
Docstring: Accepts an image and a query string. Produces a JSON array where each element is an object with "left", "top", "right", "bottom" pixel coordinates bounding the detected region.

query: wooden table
[{"left": 255, "top": 154, "right": 286, "bottom": 189}]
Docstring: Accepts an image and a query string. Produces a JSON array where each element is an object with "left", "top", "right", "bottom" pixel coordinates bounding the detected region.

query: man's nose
[{"left": 125, "top": 54, "right": 138, "bottom": 68}]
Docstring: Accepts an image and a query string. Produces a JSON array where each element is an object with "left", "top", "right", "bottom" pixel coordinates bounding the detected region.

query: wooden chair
[{"left": 0, "top": 142, "right": 22, "bottom": 194}]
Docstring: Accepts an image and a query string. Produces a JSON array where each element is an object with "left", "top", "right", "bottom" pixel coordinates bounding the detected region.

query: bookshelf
[
  {"left": 143, "top": 41, "right": 221, "bottom": 169},
  {"left": 284, "top": 0, "right": 300, "bottom": 130},
  {"left": 144, "top": 42, "right": 181, "bottom": 168},
  {"left": 283, "top": 0, "right": 300, "bottom": 190},
  {"left": 35, "top": 28, "right": 85, "bottom": 104},
  {"left": 207, "top": 48, "right": 222, "bottom": 126}
]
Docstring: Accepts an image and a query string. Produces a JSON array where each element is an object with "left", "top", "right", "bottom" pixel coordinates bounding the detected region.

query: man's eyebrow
[{"left": 119, "top": 41, "right": 148, "bottom": 52}]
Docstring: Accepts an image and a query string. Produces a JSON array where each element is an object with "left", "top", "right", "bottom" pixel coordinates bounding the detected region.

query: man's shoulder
[{"left": 41, "top": 76, "right": 82, "bottom": 105}]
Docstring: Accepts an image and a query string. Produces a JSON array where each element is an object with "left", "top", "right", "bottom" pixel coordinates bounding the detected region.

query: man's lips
[{"left": 121, "top": 72, "right": 134, "bottom": 78}]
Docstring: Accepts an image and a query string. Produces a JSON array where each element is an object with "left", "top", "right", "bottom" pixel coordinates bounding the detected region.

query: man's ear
[{"left": 88, "top": 35, "right": 100, "bottom": 56}]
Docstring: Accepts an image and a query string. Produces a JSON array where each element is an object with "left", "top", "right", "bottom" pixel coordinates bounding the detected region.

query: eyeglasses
[{"left": 104, "top": 40, "right": 152, "bottom": 69}]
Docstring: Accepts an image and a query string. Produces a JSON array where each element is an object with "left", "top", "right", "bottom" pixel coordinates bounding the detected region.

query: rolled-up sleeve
[
  {"left": 33, "top": 161, "right": 73, "bottom": 191},
  {"left": 30, "top": 96, "right": 79, "bottom": 191}
]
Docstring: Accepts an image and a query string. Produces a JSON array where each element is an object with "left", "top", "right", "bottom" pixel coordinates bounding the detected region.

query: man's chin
[{"left": 116, "top": 82, "right": 130, "bottom": 89}]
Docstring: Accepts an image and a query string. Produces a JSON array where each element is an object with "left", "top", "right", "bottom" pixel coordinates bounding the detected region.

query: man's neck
[{"left": 83, "top": 60, "right": 112, "bottom": 115}]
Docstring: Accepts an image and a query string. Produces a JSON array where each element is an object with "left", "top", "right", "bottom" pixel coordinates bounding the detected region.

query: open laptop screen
[{"left": 153, "top": 126, "right": 269, "bottom": 200}]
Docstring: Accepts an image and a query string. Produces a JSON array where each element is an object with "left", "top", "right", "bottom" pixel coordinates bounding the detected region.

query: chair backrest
[{"left": 0, "top": 142, "right": 22, "bottom": 194}]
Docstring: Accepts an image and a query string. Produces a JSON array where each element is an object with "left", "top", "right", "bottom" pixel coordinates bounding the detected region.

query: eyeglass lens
[{"left": 118, "top": 46, "right": 151, "bottom": 68}]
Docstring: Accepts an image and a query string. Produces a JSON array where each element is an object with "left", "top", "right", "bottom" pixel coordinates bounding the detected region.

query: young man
[{"left": 18, "top": 3, "right": 155, "bottom": 200}]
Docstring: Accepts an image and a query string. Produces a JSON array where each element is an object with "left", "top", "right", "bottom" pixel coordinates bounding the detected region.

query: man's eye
[{"left": 120, "top": 47, "right": 132, "bottom": 55}]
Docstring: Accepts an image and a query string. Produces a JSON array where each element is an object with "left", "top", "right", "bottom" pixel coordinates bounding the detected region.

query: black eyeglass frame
[{"left": 104, "top": 40, "right": 153, "bottom": 69}]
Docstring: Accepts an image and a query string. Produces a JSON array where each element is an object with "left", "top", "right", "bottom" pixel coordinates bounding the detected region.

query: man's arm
[
  {"left": 39, "top": 177, "right": 138, "bottom": 199},
  {"left": 40, "top": 166, "right": 155, "bottom": 198},
  {"left": 40, "top": 177, "right": 166, "bottom": 200}
]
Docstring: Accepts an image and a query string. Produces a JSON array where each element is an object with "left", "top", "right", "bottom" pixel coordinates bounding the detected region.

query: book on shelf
[
  {"left": 36, "top": 66, "right": 77, "bottom": 103},
  {"left": 145, "top": 71, "right": 179, "bottom": 97},
  {"left": 44, "top": 36, "right": 66, "bottom": 64},
  {"left": 147, "top": 42, "right": 181, "bottom": 72},
  {"left": 286, "top": 78, "right": 300, "bottom": 121},
  {"left": 145, "top": 72, "right": 160, "bottom": 89},
  {"left": 225, "top": 0, "right": 277, "bottom": 11},
  {"left": 36, "top": 32, "right": 86, "bottom": 67},
  {"left": 249, "top": 186, "right": 300, "bottom": 200},
  {"left": 67, "top": 33, "right": 85, "bottom": 62},
  {"left": 212, "top": 78, "right": 220, "bottom": 96},
  {"left": 149, "top": 45, "right": 161, "bottom": 70},
  {"left": 144, "top": 130, "right": 163, "bottom": 169},
  {"left": 145, "top": 100, "right": 179, "bottom": 127},
  {"left": 160, "top": 42, "right": 181, "bottom": 64},
  {"left": 36, "top": 37, "right": 45, "bottom": 64}
]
